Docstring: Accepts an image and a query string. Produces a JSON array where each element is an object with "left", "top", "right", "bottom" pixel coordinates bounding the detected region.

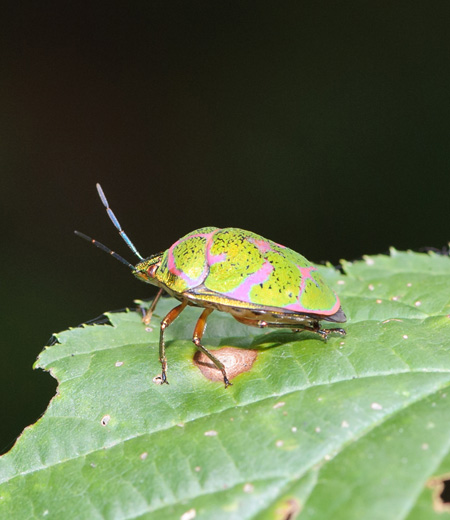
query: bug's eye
[{"left": 147, "top": 265, "right": 158, "bottom": 278}]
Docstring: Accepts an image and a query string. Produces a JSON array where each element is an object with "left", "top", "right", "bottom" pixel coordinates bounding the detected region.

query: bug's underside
[{"left": 181, "top": 287, "right": 347, "bottom": 327}]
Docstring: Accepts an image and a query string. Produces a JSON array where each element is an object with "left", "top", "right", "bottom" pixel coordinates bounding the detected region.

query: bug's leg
[
  {"left": 193, "top": 308, "right": 232, "bottom": 388},
  {"left": 159, "top": 301, "right": 188, "bottom": 384},
  {"left": 233, "top": 316, "right": 269, "bottom": 328},
  {"left": 319, "top": 327, "right": 346, "bottom": 338},
  {"left": 291, "top": 321, "right": 346, "bottom": 341},
  {"left": 232, "top": 315, "right": 345, "bottom": 341},
  {"left": 141, "top": 287, "right": 164, "bottom": 325}
]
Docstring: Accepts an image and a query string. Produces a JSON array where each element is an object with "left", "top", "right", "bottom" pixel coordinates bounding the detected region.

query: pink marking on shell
[
  {"left": 247, "top": 237, "right": 273, "bottom": 254},
  {"left": 206, "top": 249, "right": 227, "bottom": 265},
  {"left": 223, "top": 261, "right": 274, "bottom": 301},
  {"left": 284, "top": 264, "right": 340, "bottom": 315},
  {"left": 168, "top": 229, "right": 219, "bottom": 286}
]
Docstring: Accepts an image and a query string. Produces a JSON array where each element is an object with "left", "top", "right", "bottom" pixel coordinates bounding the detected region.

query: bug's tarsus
[
  {"left": 96, "top": 183, "right": 144, "bottom": 261},
  {"left": 74, "top": 230, "right": 134, "bottom": 269},
  {"left": 317, "top": 327, "right": 347, "bottom": 341}
]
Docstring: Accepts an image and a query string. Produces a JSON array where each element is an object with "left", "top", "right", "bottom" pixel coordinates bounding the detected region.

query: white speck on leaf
[
  {"left": 115, "top": 361, "right": 123, "bottom": 367},
  {"left": 371, "top": 402, "right": 383, "bottom": 410},
  {"left": 421, "top": 443, "right": 429, "bottom": 450},
  {"left": 415, "top": 301, "right": 422, "bottom": 306},
  {"left": 368, "top": 284, "right": 374, "bottom": 291},
  {"left": 341, "top": 420, "right": 349, "bottom": 428},
  {"left": 243, "top": 483, "right": 254, "bottom": 493},
  {"left": 101, "top": 415, "right": 111, "bottom": 426},
  {"left": 181, "top": 509, "right": 196, "bottom": 520},
  {"left": 204, "top": 430, "right": 218, "bottom": 437},
  {"left": 315, "top": 427, "right": 321, "bottom": 433},
  {"left": 140, "top": 452, "right": 148, "bottom": 460},
  {"left": 273, "top": 401, "right": 285, "bottom": 409},
  {"left": 276, "top": 440, "right": 284, "bottom": 447}
]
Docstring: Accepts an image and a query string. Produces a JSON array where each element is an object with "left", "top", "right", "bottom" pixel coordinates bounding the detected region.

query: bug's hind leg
[
  {"left": 159, "top": 301, "right": 188, "bottom": 384},
  {"left": 193, "top": 308, "right": 232, "bottom": 388},
  {"left": 233, "top": 316, "right": 345, "bottom": 341},
  {"left": 290, "top": 323, "right": 346, "bottom": 341},
  {"left": 289, "top": 319, "right": 346, "bottom": 340}
]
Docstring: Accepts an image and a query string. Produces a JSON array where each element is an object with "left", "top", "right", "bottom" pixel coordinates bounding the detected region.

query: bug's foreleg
[
  {"left": 159, "top": 301, "right": 188, "bottom": 384},
  {"left": 193, "top": 308, "right": 232, "bottom": 388},
  {"left": 141, "top": 287, "right": 164, "bottom": 325}
]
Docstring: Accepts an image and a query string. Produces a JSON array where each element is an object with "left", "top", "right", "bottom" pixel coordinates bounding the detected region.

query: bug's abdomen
[{"left": 201, "top": 228, "right": 341, "bottom": 316}]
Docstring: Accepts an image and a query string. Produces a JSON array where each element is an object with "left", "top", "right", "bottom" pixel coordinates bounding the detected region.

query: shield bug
[{"left": 75, "top": 184, "right": 346, "bottom": 387}]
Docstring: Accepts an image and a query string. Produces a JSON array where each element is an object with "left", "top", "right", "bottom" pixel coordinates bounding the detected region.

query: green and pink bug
[{"left": 76, "top": 184, "right": 346, "bottom": 387}]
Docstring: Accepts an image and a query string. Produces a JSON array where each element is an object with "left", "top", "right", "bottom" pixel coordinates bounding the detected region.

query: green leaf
[{"left": 1, "top": 249, "right": 450, "bottom": 519}]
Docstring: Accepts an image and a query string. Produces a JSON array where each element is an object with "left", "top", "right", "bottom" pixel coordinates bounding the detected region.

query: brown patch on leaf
[
  {"left": 428, "top": 473, "right": 450, "bottom": 512},
  {"left": 275, "top": 498, "right": 301, "bottom": 520},
  {"left": 194, "top": 347, "right": 258, "bottom": 382}
]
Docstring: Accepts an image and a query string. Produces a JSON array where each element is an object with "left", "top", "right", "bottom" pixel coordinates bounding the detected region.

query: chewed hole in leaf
[
  {"left": 429, "top": 475, "right": 450, "bottom": 512},
  {"left": 100, "top": 414, "right": 111, "bottom": 426},
  {"left": 193, "top": 346, "right": 258, "bottom": 382},
  {"left": 442, "top": 480, "right": 450, "bottom": 504}
]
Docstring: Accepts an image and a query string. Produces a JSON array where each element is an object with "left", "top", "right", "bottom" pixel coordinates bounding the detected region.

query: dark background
[{"left": 1, "top": 2, "right": 449, "bottom": 453}]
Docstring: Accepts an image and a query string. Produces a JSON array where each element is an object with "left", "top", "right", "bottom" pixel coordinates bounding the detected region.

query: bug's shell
[{"left": 137, "top": 227, "right": 344, "bottom": 321}]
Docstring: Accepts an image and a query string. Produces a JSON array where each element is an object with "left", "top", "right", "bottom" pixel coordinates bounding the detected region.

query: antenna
[
  {"left": 74, "top": 231, "right": 135, "bottom": 269},
  {"left": 96, "top": 183, "right": 144, "bottom": 261}
]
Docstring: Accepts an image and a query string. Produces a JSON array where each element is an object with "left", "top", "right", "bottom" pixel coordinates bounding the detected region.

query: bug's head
[{"left": 132, "top": 254, "right": 163, "bottom": 285}]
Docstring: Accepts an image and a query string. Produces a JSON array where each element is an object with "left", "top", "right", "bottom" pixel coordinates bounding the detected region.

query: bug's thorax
[{"left": 133, "top": 253, "right": 164, "bottom": 286}]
